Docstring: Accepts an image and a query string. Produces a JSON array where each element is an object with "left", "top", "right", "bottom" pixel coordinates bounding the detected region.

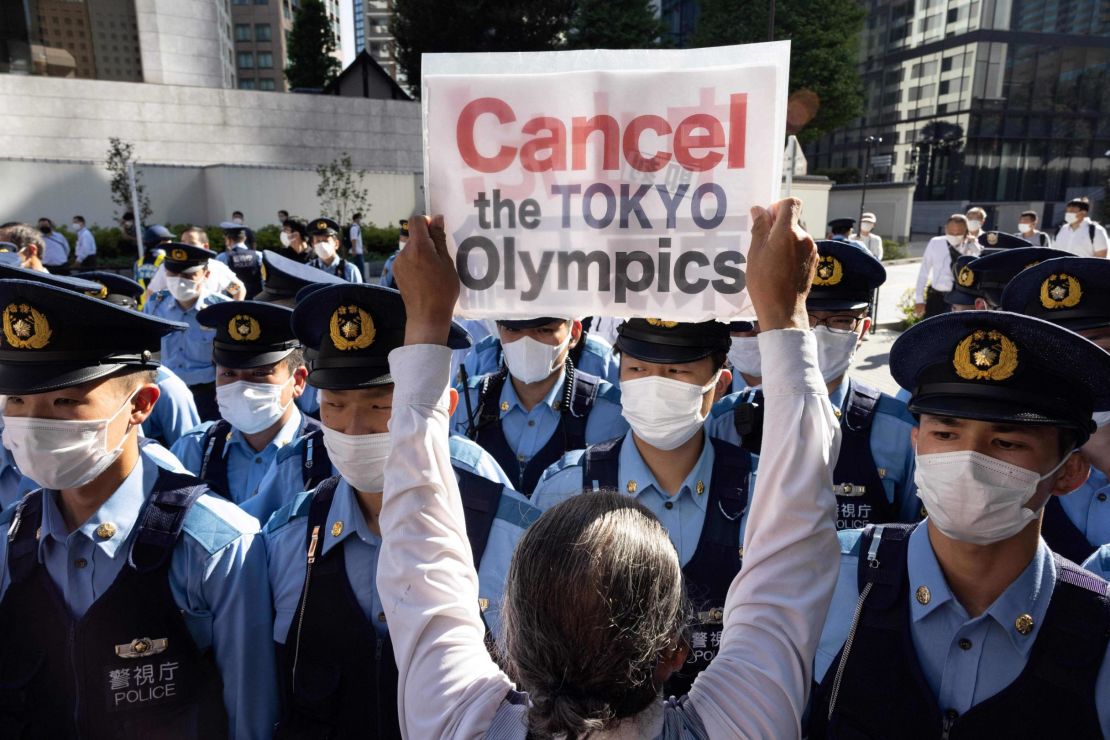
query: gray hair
[
  {"left": 1, "top": 223, "right": 45, "bottom": 253},
  {"left": 501, "top": 491, "right": 689, "bottom": 739}
]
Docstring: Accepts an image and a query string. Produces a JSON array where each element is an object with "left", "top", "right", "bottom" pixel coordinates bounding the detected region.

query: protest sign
[{"left": 423, "top": 42, "right": 790, "bottom": 322}]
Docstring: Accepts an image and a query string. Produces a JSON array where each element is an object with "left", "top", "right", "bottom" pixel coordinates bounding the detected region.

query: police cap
[
  {"left": 255, "top": 249, "right": 345, "bottom": 303},
  {"left": 962, "top": 247, "right": 1070, "bottom": 306},
  {"left": 616, "top": 318, "right": 730, "bottom": 364},
  {"left": 197, "top": 300, "right": 299, "bottom": 369},
  {"left": 1001, "top": 256, "right": 1110, "bottom": 333},
  {"left": 807, "top": 240, "right": 887, "bottom": 311},
  {"left": 162, "top": 242, "right": 216, "bottom": 273}
]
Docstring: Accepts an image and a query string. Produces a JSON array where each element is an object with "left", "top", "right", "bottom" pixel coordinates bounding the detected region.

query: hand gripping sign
[{"left": 423, "top": 42, "right": 790, "bottom": 322}]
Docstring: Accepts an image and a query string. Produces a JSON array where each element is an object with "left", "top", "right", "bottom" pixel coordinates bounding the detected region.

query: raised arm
[
  {"left": 686, "top": 199, "right": 841, "bottom": 738},
  {"left": 378, "top": 215, "right": 513, "bottom": 739}
]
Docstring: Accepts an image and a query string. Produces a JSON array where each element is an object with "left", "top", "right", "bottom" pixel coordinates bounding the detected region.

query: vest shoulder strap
[
  {"left": 567, "top": 368, "right": 601, "bottom": 418},
  {"left": 6, "top": 488, "right": 45, "bottom": 585},
  {"left": 454, "top": 467, "right": 504, "bottom": 566},
  {"left": 706, "top": 437, "right": 752, "bottom": 519},
  {"left": 582, "top": 436, "right": 623, "bottom": 492},
  {"left": 855, "top": 523, "right": 916, "bottom": 611},
  {"left": 470, "top": 370, "right": 508, "bottom": 437},
  {"left": 303, "top": 476, "right": 342, "bottom": 555},
  {"left": 300, "top": 427, "right": 329, "bottom": 489},
  {"left": 843, "top": 381, "right": 881, "bottom": 433},
  {"left": 130, "top": 469, "right": 209, "bottom": 573},
  {"left": 732, "top": 388, "right": 765, "bottom": 454},
  {"left": 198, "top": 420, "right": 234, "bottom": 497}
]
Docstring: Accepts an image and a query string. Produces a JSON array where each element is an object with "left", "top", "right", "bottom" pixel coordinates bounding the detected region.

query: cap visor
[
  {"left": 213, "top": 348, "right": 296, "bottom": 370},
  {"left": 614, "top": 336, "right": 715, "bottom": 364},
  {"left": 307, "top": 367, "right": 393, "bottom": 390},
  {"left": 909, "top": 394, "right": 1079, "bottom": 429},
  {"left": 806, "top": 297, "right": 871, "bottom": 311}
]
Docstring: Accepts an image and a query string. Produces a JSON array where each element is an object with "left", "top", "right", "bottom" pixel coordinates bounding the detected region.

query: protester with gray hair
[{"left": 378, "top": 202, "right": 840, "bottom": 739}]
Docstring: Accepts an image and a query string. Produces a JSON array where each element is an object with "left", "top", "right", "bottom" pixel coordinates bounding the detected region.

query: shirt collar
[
  {"left": 321, "top": 478, "right": 381, "bottom": 556},
  {"left": 498, "top": 366, "right": 567, "bottom": 418},
  {"left": 907, "top": 524, "right": 1054, "bottom": 655},
  {"left": 227, "top": 409, "right": 303, "bottom": 455},
  {"left": 39, "top": 452, "right": 153, "bottom": 560},
  {"left": 618, "top": 429, "right": 714, "bottom": 511}
]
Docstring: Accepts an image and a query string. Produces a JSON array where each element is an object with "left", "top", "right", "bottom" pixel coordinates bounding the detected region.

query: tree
[
  {"left": 105, "top": 137, "right": 151, "bottom": 222},
  {"left": 316, "top": 152, "right": 370, "bottom": 227},
  {"left": 691, "top": 0, "right": 865, "bottom": 143},
  {"left": 392, "top": 0, "right": 574, "bottom": 95},
  {"left": 285, "top": 0, "right": 341, "bottom": 89},
  {"left": 565, "top": 0, "right": 666, "bottom": 49}
]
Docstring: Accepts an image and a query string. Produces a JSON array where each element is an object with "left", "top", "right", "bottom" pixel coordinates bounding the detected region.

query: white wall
[
  {"left": 781, "top": 176, "right": 833, "bottom": 239},
  {"left": 136, "top": 0, "right": 234, "bottom": 89},
  {"left": 829, "top": 183, "right": 916, "bottom": 242}
]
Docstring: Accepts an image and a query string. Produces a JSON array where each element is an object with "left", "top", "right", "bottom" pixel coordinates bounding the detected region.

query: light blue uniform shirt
[
  {"left": 452, "top": 367, "right": 627, "bottom": 470},
  {"left": 1085, "top": 544, "right": 1110, "bottom": 580},
  {"left": 0, "top": 444, "right": 35, "bottom": 510},
  {"left": 378, "top": 251, "right": 398, "bottom": 288},
  {"left": 1061, "top": 466, "right": 1110, "bottom": 549},
  {"left": 817, "top": 525, "right": 1110, "bottom": 736},
  {"left": 461, "top": 333, "right": 621, "bottom": 386},
  {"left": 246, "top": 432, "right": 514, "bottom": 524},
  {"left": 531, "top": 429, "right": 753, "bottom": 565},
  {"left": 0, "top": 449, "right": 278, "bottom": 738},
  {"left": 708, "top": 378, "right": 918, "bottom": 523},
  {"left": 263, "top": 445, "right": 537, "bottom": 641},
  {"left": 172, "top": 411, "right": 306, "bottom": 505},
  {"left": 307, "top": 256, "right": 362, "bottom": 283},
  {"left": 143, "top": 290, "right": 230, "bottom": 386},
  {"left": 142, "top": 365, "right": 201, "bottom": 446}
]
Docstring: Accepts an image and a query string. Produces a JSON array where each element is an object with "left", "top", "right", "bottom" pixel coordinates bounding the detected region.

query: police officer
[
  {"left": 810, "top": 311, "right": 1110, "bottom": 738},
  {"left": 75, "top": 270, "right": 202, "bottom": 447},
  {"left": 307, "top": 218, "right": 362, "bottom": 282},
  {"left": 278, "top": 217, "right": 312, "bottom": 264},
  {"left": 828, "top": 217, "right": 866, "bottom": 249},
  {"left": 143, "top": 243, "right": 231, "bottom": 422},
  {"left": 460, "top": 316, "right": 621, "bottom": 385},
  {"left": 254, "top": 249, "right": 346, "bottom": 307},
  {"left": 171, "top": 301, "right": 314, "bottom": 505},
  {"left": 262, "top": 282, "right": 539, "bottom": 737},
  {"left": 134, "top": 224, "right": 174, "bottom": 307},
  {"left": 944, "top": 254, "right": 983, "bottom": 312},
  {"left": 726, "top": 319, "right": 761, "bottom": 393},
  {"left": 452, "top": 316, "right": 626, "bottom": 496},
  {"left": 0, "top": 278, "right": 278, "bottom": 737},
  {"left": 956, "top": 242, "right": 1070, "bottom": 310},
  {"left": 378, "top": 218, "right": 407, "bottom": 289},
  {"left": 1003, "top": 257, "right": 1110, "bottom": 565},
  {"left": 712, "top": 240, "right": 918, "bottom": 528},
  {"left": 531, "top": 317, "right": 752, "bottom": 695},
  {"left": 217, "top": 221, "right": 263, "bottom": 299}
]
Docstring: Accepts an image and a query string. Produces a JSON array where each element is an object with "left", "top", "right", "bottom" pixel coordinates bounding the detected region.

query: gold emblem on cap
[
  {"left": 331, "top": 521, "right": 343, "bottom": 537},
  {"left": 957, "top": 266, "right": 975, "bottom": 287},
  {"left": 1039, "top": 274, "right": 1081, "bottom": 310},
  {"left": 813, "top": 255, "right": 843, "bottom": 286},
  {"left": 229, "top": 314, "right": 261, "bottom": 342},
  {"left": 316, "top": 220, "right": 328, "bottom": 230},
  {"left": 1015, "top": 614, "right": 1034, "bottom": 635},
  {"left": 171, "top": 248, "right": 188, "bottom": 261},
  {"left": 96, "top": 522, "right": 117, "bottom": 540},
  {"left": 2, "top": 303, "right": 52, "bottom": 350},
  {"left": 645, "top": 318, "right": 678, "bottom": 328},
  {"left": 260, "top": 262, "right": 268, "bottom": 282},
  {"left": 915, "top": 585, "right": 931, "bottom": 605},
  {"left": 329, "top": 304, "right": 375, "bottom": 351},
  {"left": 85, "top": 284, "right": 108, "bottom": 300},
  {"left": 987, "top": 232, "right": 999, "bottom": 245},
  {"left": 953, "top": 329, "right": 1018, "bottom": 382}
]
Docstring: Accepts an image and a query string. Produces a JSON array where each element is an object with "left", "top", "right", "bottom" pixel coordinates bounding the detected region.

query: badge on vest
[{"left": 115, "top": 637, "right": 168, "bottom": 658}]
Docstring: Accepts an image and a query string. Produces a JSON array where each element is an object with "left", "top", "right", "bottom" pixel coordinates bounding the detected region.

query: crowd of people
[{"left": 0, "top": 191, "right": 1106, "bottom": 740}]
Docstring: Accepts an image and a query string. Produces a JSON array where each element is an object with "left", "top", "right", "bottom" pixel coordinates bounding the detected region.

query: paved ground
[{"left": 852, "top": 260, "right": 920, "bottom": 396}]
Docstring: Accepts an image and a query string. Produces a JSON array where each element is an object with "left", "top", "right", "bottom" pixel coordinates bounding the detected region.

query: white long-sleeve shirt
[
  {"left": 1055, "top": 219, "right": 1109, "bottom": 257},
  {"left": 914, "top": 236, "right": 981, "bottom": 302},
  {"left": 349, "top": 223, "right": 363, "bottom": 255},
  {"left": 75, "top": 227, "right": 97, "bottom": 261},
  {"left": 378, "top": 330, "right": 840, "bottom": 740}
]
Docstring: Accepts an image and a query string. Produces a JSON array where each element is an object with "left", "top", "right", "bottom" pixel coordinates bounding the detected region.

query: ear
[
  {"left": 128, "top": 383, "right": 161, "bottom": 426},
  {"left": 910, "top": 425, "right": 919, "bottom": 451},
  {"left": 291, "top": 365, "right": 309, "bottom": 398},
  {"left": 568, "top": 319, "right": 583, "bottom": 348},
  {"left": 714, "top": 367, "right": 733, "bottom": 400},
  {"left": 1050, "top": 453, "right": 1091, "bottom": 497},
  {"left": 448, "top": 387, "right": 459, "bottom": 417},
  {"left": 974, "top": 297, "right": 989, "bottom": 310}
]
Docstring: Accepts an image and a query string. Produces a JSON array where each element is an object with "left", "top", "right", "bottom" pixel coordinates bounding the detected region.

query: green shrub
[
  {"left": 882, "top": 239, "right": 908, "bottom": 260},
  {"left": 896, "top": 287, "right": 922, "bottom": 330}
]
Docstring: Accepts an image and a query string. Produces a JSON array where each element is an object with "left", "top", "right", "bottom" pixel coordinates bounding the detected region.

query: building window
[
  {"left": 257, "top": 52, "right": 273, "bottom": 68},
  {"left": 254, "top": 0, "right": 268, "bottom": 4},
  {"left": 238, "top": 78, "right": 256, "bottom": 89},
  {"left": 233, "top": 0, "right": 249, "bottom": 4},
  {"left": 255, "top": 23, "right": 272, "bottom": 41},
  {"left": 259, "top": 78, "right": 276, "bottom": 90},
  {"left": 237, "top": 52, "right": 254, "bottom": 68},
  {"left": 235, "top": 24, "right": 251, "bottom": 41}
]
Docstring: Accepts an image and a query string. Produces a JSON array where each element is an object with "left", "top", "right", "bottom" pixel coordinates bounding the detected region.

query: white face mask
[
  {"left": 620, "top": 374, "right": 716, "bottom": 451},
  {"left": 814, "top": 325, "right": 859, "bottom": 383},
  {"left": 2, "top": 392, "right": 135, "bottom": 490},
  {"left": 967, "top": 219, "right": 982, "bottom": 232},
  {"left": 167, "top": 276, "right": 202, "bottom": 302},
  {"left": 727, "top": 336, "right": 762, "bottom": 379},
  {"left": 1018, "top": 222, "right": 1034, "bottom": 234},
  {"left": 72, "top": 222, "right": 83, "bottom": 231},
  {"left": 860, "top": 222, "right": 873, "bottom": 233},
  {"left": 216, "top": 377, "right": 293, "bottom": 434},
  {"left": 914, "top": 450, "right": 1072, "bottom": 546},
  {"left": 322, "top": 426, "right": 391, "bottom": 493},
  {"left": 1093, "top": 411, "right": 1110, "bottom": 429},
  {"left": 1064, "top": 212, "right": 1079, "bottom": 224},
  {"left": 945, "top": 234, "right": 964, "bottom": 247},
  {"left": 502, "top": 331, "right": 571, "bottom": 385},
  {"left": 279, "top": 231, "right": 293, "bottom": 248},
  {"left": 314, "top": 241, "right": 336, "bottom": 261},
  {"left": 232, "top": 217, "right": 244, "bottom": 225}
]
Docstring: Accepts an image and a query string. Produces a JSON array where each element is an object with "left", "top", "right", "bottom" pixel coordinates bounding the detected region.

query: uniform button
[
  {"left": 517, "top": 454, "right": 526, "bottom": 462},
  {"left": 377, "top": 611, "right": 387, "bottom": 623},
  {"left": 664, "top": 501, "right": 674, "bottom": 510},
  {"left": 527, "top": 420, "right": 536, "bottom": 427},
  {"left": 74, "top": 558, "right": 88, "bottom": 569},
  {"left": 1098, "top": 493, "right": 1107, "bottom": 502},
  {"left": 945, "top": 709, "right": 959, "bottom": 722},
  {"left": 958, "top": 638, "right": 972, "bottom": 650},
  {"left": 254, "top": 457, "right": 262, "bottom": 464}
]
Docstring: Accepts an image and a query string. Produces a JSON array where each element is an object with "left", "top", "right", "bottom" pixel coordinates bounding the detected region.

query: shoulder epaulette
[
  {"left": 875, "top": 393, "right": 917, "bottom": 426},
  {"left": 263, "top": 490, "right": 315, "bottom": 534}
]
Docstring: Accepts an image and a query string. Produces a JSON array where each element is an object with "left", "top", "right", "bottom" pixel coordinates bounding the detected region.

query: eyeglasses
[{"left": 808, "top": 313, "right": 864, "bottom": 333}]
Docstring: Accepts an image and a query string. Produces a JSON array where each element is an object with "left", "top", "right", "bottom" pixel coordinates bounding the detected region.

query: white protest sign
[{"left": 423, "top": 42, "right": 790, "bottom": 322}]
